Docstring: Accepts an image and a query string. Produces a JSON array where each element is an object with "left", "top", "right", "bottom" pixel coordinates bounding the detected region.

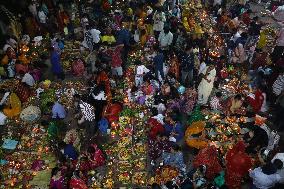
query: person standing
[
  {"left": 50, "top": 47, "right": 64, "bottom": 80},
  {"left": 158, "top": 26, "right": 173, "bottom": 58},
  {"left": 153, "top": 7, "right": 166, "bottom": 40},
  {"left": 198, "top": 65, "right": 216, "bottom": 105},
  {"left": 153, "top": 45, "right": 165, "bottom": 82},
  {"left": 180, "top": 45, "right": 194, "bottom": 87},
  {"left": 103, "top": 44, "right": 124, "bottom": 77}
]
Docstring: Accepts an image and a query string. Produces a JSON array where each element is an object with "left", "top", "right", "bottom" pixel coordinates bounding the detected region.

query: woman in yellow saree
[
  {"left": 3, "top": 93, "right": 21, "bottom": 118},
  {"left": 185, "top": 121, "right": 208, "bottom": 149}
]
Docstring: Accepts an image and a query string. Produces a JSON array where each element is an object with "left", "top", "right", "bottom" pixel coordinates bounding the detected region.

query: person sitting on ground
[
  {"left": 47, "top": 101, "right": 66, "bottom": 119},
  {"left": 210, "top": 92, "right": 223, "bottom": 111},
  {"left": 250, "top": 159, "right": 283, "bottom": 189},
  {"left": 162, "top": 144, "right": 186, "bottom": 172}
]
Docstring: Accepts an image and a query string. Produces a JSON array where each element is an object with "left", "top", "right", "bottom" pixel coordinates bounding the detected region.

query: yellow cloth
[
  {"left": 1, "top": 55, "right": 8, "bottom": 65},
  {"left": 257, "top": 32, "right": 267, "bottom": 49},
  {"left": 0, "top": 67, "right": 6, "bottom": 76},
  {"left": 183, "top": 17, "right": 190, "bottom": 32},
  {"left": 101, "top": 35, "right": 116, "bottom": 44},
  {"left": 230, "top": 99, "right": 242, "bottom": 114},
  {"left": 141, "top": 35, "right": 147, "bottom": 46},
  {"left": 18, "top": 54, "right": 30, "bottom": 64},
  {"left": 185, "top": 121, "right": 207, "bottom": 149},
  {"left": 3, "top": 93, "right": 21, "bottom": 118}
]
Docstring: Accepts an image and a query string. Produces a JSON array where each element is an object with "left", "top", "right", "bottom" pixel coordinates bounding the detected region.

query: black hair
[
  {"left": 92, "top": 84, "right": 106, "bottom": 96},
  {"left": 46, "top": 101, "right": 54, "bottom": 108},
  {"left": 49, "top": 46, "right": 55, "bottom": 52},
  {"left": 153, "top": 44, "right": 160, "bottom": 51},
  {"left": 198, "top": 165, "right": 206, "bottom": 174},
  {"left": 58, "top": 141, "right": 67, "bottom": 149},
  {"left": 261, "top": 162, "right": 277, "bottom": 175},
  {"left": 273, "top": 159, "right": 283, "bottom": 170},
  {"left": 246, "top": 9, "right": 252, "bottom": 14},
  {"left": 131, "top": 85, "right": 138, "bottom": 93},
  {"left": 216, "top": 92, "right": 222, "bottom": 98},
  {"left": 51, "top": 167, "right": 60, "bottom": 177},
  {"left": 73, "top": 94, "right": 81, "bottom": 99},
  {"left": 172, "top": 144, "right": 181, "bottom": 152},
  {"left": 73, "top": 170, "right": 80, "bottom": 178},
  {"left": 165, "top": 181, "right": 175, "bottom": 189},
  {"left": 151, "top": 183, "right": 161, "bottom": 189},
  {"left": 87, "top": 145, "right": 96, "bottom": 154},
  {"left": 234, "top": 94, "right": 242, "bottom": 100}
]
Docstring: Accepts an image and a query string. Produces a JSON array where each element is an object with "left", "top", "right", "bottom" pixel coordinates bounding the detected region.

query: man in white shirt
[
  {"left": 158, "top": 27, "right": 173, "bottom": 51},
  {"left": 153, "top": 8, "right": 166, "bottom": 38},
  {"left": 22, "top": 73, "right": 35, "bottom": 87}
]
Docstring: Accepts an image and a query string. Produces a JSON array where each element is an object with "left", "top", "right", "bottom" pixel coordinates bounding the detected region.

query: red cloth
[
  {"left": 148, "top": 118, "right": 165, "bottom": 140},
  {"left": 15, "top": 64, "right": 29, "bottom": 74},
  {"left": 57, "top": 11, "right": 69, "bottom": 32},
  {"left": 242, "top": 12, "right": 251, "bottom": 26},
  {"left": 247, "top": 89, "right": 264, "bottom": 113},
  {"left": 97, "top": 71, "right": 111, "bottom": 99},
  {"left": 225, "top": 141, "right": 252, "bottom": 189},
  {"left": 105, "top": 45, "right": 124, "bottom": 68},
  {"left": 72, "top": 59, "right": 85, "bottom": 76},
  {"left": 15, "top": 83, "right": 32, "bottom": 103},
  {"left": 69, "top": 178, "right": 88, "bottom": 189},
  {"left": 90, "top": 144, "right": 105, "bottom": 168},
  {"left": 193, "top": 146, "right": 223, "bottom": 180},
  {"left": 105, "top": 103, "right": 122, "bottom": 122},
  {"left": 252, "top": 53, "right": 268, "bottom": 70}
]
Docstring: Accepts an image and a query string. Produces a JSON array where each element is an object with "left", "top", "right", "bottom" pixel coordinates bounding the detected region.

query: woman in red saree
[
  {"left": 69, "top": 170, "right": 88, "bottom": 189},
  {"left": 193, "top": 145, "right": 223, "bottom": 180},
  {"left": 147, "top": 117, "right": 165, "bottom": 140},
  {"left": 87, "top": 144, "right": 105, "bottom": 169},
  {"left": 103, "top": 101, "right": 122, "bottom": 123},
  {"left": 247, "top": 86, "right": 267, "bottom": 113},
  {"left": 225, "top": 141, "right": 253, "bottom": 189}
]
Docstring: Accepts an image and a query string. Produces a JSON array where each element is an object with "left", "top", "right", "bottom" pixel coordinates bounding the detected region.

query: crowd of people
[{"left": 1, "top": 0, "right": 284, "bottom": 188}]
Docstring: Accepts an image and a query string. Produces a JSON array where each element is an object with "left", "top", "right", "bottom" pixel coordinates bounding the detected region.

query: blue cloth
[
  {"left": 162, "top": 151, "right": 186, "bottom": 171},
  {"left": 58, "top": 41, "right": 64, "bottom": 50},
  {"left": 154, "top": 53, "right": 165, "bottom": 79},
  {"left": 0, "top": 159, "right": 7, "bottom": 165},
  {"left": 2, "top": 139, "right": 18, "bottom": 150},
  {"left": 50, "top": 51, "right": 62, "bottom": 74},
  {"left": 116, "top": 29, "right": 130, "bottom": 46},
  {"left": 52, "top": 102, "right": 66, "bottom": 119},
  {"left": 154, "top": 53, "right": 164, "bottom": 69},
  {"left": 164, "top": 122, "right": 184, "bottom": 142},
  {"left": 98, "top": 118, "right": 109, "bottom": 134},
  {"left": 180, "top": 52, "right": 194, "bottom": 71},
  {"left": 64, "top": 144, "right": 78, "bottom": 160}
]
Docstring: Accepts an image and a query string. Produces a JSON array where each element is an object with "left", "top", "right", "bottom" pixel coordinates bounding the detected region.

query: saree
[
  {"left": 3, "top": 93, "right": 21, "bottom": 118},
  {"left": 193, "top": 146, "right": 223, "bottom": 180},
  {"left": 198, "top": 67, "right": 216, "bottom": 105},
  {"left": 225, "top": 141, "right": 252, "bottom": 189}
]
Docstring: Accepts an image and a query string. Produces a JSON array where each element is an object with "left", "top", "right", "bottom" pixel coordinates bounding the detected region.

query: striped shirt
[
  {"left": 210, "top": 96, "right": 221, "bottom": 110},
  {"left": 79, "top": 101, "right": 96, "bottom": 121},
  {"left": 273, "top": 74, "right": 284, "bottom": 96}
]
